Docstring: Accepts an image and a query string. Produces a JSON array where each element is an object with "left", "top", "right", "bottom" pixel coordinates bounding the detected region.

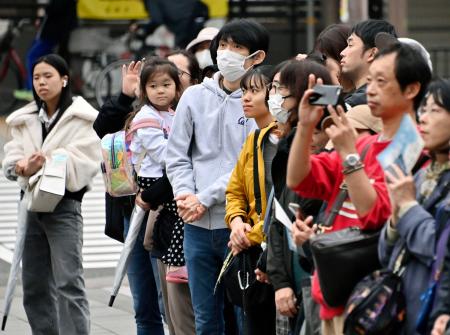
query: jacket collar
[{"left": 6, "top": 96, "right": 98, "bottom": 127}]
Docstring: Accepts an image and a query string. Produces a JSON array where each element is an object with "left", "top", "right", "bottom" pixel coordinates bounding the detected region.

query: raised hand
[
  {"left": 298, "top": 74, "right": 325, "bottom": 129},
  {"left": 385, "top": 164, "right": 416, "bottom": 223},
  {"left": 122, "top": 60, "right": 142, "bottom": 98},
  {"left": 325, "top": 104, "right": 358, "bottom": 160}
]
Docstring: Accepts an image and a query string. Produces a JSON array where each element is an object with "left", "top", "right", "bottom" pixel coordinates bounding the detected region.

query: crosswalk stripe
[{"left": 0, "top": 170, "right": 122, "bottom": 269}]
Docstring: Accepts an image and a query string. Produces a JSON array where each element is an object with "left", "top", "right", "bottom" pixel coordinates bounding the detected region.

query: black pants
[{"left": 244, "top": 288, "right": 276, "bottom": 335}]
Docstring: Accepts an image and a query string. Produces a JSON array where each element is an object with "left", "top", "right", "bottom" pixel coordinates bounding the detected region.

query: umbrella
[
  {"left": 109, "top": 205, "right": 146, "bottom": 307},
  {"left": 2, "top": 194, "right": 28, "bottom": 331}
]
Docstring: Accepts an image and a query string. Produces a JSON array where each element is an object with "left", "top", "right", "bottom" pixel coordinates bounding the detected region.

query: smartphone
[
  {"left": 288, "top": 202, "right": 303, "bottom": 219},
  {"left": 309, "top": 84, "right": 342, "bottom": 106}
]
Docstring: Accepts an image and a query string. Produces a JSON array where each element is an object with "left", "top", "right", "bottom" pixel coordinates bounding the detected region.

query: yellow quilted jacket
[{"left": 225, "top": 122, "right": 278, "bottom": 245}]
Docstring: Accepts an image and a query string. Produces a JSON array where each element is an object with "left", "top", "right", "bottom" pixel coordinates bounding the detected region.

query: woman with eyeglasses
[
  {"left": 266, "top": 59, "right": 332, "bottom": 335},
  {"left": 377, "top": 78, "right": 450, "bottom": 335},
  {"left": 167, "top": 50, "right": 202, "bottom": 92}
]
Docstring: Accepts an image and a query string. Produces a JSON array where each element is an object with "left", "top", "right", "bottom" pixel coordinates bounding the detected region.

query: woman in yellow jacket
[{"left": 225, "top": 65, "right": 280, "bottom": 335}]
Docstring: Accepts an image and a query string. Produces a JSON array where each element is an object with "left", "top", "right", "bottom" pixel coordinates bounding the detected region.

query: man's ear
[
  {"left": 404, "top": 82, "right": 421, "bottom": 101},
  {"left": 252, "top": 50, "right": 266, "bottom": 66},
  {"left": 367, "top": 47, "right": 378, "bottom": 63}
]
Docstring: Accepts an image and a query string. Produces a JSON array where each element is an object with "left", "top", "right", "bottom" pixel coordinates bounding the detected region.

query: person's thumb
[
  {"left": 304, "top": 216, "right": 314, "bottom": 227},
  {"left": 244, "top": 223, "right": 252, "bottom": 232}
]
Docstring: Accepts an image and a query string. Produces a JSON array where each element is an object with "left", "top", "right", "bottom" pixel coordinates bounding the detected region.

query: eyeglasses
[
  {"left": 268, "top": 82, "right": 292, "bottom": 99},
  {"left": 178, "top": 69, "right": 191, "bottom": 78}
]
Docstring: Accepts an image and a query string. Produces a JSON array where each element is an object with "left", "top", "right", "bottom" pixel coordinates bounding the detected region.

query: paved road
[{"left": 0, "top": 272, "right": 169, "bottom": 335}]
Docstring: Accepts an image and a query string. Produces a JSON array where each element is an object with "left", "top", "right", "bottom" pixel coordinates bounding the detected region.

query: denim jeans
[
  {"left": 124, "top": 217, "right": 165, "bottom": 335},
  {"left": 184, "top": 224, "right": 230, "bottom": 335}
]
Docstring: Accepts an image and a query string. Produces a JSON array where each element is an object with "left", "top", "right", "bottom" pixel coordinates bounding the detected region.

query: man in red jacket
[{"left": 286, "top": 42, "right": 432, "bottom": 334}]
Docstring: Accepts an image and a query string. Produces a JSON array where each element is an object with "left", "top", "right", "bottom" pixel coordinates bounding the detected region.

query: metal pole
[
  {"left": 306, "top": 0, "right": 315, "bottom": 52},
  {"left": 290, "top": 0, "right": 297, "bottom": 56}
]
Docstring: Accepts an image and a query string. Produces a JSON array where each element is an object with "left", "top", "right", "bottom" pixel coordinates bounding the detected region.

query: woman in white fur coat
[{"left": 2, "top": 54, "right": 101, "bottom": 335}]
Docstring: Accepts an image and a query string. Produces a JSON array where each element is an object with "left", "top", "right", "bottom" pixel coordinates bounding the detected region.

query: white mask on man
[
  {"left": 268, "top": 93, "right": 290, "bottom": 124},
  {"left": 216, "top": 49, "right": 260, "bottom": 82},
  {"left": 195, "top": 49, "right": 213, "bottom": 69}
]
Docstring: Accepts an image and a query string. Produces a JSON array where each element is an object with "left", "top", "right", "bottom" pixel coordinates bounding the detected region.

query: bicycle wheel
[
  {"left": 95, "top": 59, "right": 130, "bottom": 108},
  {"left": 0, "top": 55, "right": 24, "bottom": 116}
]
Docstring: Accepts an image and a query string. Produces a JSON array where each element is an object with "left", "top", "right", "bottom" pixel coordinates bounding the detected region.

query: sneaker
[
  {"left": 13, "top": 89, "right": 33, "bottom": 101},
  {"left": 166, "top": 266, "right": 188, "bottom": 284}
]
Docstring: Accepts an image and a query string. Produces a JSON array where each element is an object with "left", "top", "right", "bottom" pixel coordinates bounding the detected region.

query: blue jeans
[
  {"left": 184, "top": 224, "right": 230, "bottom": 335},
  {"left": 124, "top": 217, "right": 165, "bottom": 335}
]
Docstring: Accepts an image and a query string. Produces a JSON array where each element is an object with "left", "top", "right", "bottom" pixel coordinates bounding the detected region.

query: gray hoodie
[{"left": 166, "top": 72, "right": 256, "bottom": 230}]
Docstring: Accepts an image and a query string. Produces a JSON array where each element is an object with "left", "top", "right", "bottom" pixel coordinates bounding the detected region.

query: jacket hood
[
  {"left": 201, "top": 72, "right": 243, "bottom": 99},
  {"left": 197, "top": 71, "right": 246, "bottom": 149},
  {"left": 6, "top": 96, "right": 98, "bottom": 127}
]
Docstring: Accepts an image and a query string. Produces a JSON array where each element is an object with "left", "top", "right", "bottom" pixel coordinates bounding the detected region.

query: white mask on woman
[
  {"left": 195, "top": 49, "right": 213, "bottom": 69},
  {"left": 216, "top": 49, "right": 260, "bottom": 82},
  {"left": 268, "top": 93, "right": 290, "bottom": 124}
]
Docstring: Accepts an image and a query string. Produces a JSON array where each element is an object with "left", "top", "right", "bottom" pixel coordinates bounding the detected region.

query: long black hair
[{"left": 31, "top": 53, "right": 73, "bottom": 113}]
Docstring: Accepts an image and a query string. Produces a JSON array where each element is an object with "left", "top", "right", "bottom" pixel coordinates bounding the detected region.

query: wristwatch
[{"left": 343, "top": 153, "right": 361, "bottom": 169}]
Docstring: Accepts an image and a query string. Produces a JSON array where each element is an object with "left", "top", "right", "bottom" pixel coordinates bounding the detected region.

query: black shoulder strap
[
  {"left": 263, "top": 187, "right": 274, "bottom": 234},
  {"left": 253, "top": 129, "right": 262, "bottom": 217},
  {"left": 322, "top": 142, "right": 371, "bottom": 227}
]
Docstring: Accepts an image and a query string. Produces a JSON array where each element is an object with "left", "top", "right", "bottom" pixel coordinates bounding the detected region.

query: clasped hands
[
  {"left": 14, "top": 152, "right": 45, "bottom": 177},
  {"left": 175, "top": 193, "right": 206, "bottom": 223}
]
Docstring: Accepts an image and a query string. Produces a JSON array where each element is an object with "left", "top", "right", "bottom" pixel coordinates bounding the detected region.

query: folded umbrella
[
  {"left": 2, "top": 194, "right": 28, "bottom": 331},
  {"left": 109, "top": 205, "right": 146, "bottom": 307}
]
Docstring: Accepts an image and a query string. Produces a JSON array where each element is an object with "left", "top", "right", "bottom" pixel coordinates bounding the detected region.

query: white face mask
[
  {"left": 195, "top": 49, "right": 213, "bottom": 69},
  {"left": 216, "top": 49, "right": 260, "bottom": 82},
  {"left": 268, "top": 93, "right": 290, "bottom": 124}
]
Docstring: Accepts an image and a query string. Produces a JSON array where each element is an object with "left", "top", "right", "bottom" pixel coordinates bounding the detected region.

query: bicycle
[
  {"left": 68, "top": 26, "right": 129, "bottom": 106},
  {"left": 0, "top": 19, "right": 28, "bottom": 116},
  {"left": 94, "top": 25, "right": 173, "bottom": 108}
]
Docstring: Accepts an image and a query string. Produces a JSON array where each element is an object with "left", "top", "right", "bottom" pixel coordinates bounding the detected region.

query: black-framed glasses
[{"left": 178, "top": 69, "right": 191, "bottom": 78}]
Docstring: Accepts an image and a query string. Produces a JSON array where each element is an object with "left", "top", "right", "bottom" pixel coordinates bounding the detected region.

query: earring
[{"left": 62, "top": 80, "right": 67, "bottom": 87}]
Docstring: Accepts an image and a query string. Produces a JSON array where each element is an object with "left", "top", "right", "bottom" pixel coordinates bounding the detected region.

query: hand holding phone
[{"left": 288, "top": 202, "right": 303, "bottom": 219}]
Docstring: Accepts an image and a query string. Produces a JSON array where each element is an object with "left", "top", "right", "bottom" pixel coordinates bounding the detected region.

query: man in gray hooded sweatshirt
[{"left": 166, "top": 18, "right": 269, "bottom": 335}]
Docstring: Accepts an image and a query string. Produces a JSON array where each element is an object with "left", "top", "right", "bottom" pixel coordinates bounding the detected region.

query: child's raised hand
[{"left": 122, "top": 60, "right": 142, "bottom": 98}]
